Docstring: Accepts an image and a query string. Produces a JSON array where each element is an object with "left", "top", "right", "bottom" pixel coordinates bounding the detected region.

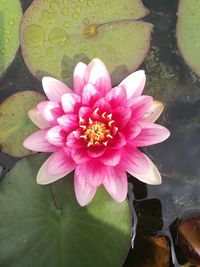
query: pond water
[
  {"left": 124, "top": 0, "right": 200, "bottom": 266},
  {"left": 0, "top": 0, "right": 200, "bottom": 266}
]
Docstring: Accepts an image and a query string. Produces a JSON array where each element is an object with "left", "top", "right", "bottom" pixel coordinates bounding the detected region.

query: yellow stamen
[
  {"left": 93, "top": 108, "right": 99, "bottom": 115},
  {"left": 89, "top": 118, "right": 93, "bottom": 125},
  {"left": 80, "top": 125, "right": 86, "bottom": 129},
  {"left": 108, "top": 120, "right": 115, "bottom": 126},
  {"left": 103, "top": 141, "right": 108, "bottom": 146},
  {"left": 102, "top": 112, "right": 107, "bottom": 118},
  {"left": 87, "top": 140, "right": 94, "bottom": 147},
  {"left": 80, "top": 135, "right": 87, "bottom": 139},
  {"left": 79, "top": 116, "right": 84, "bottom": 123},
  {"left": 113, "top": 126, "right": 118, "bottom": 134},
  {"left": 107, "top": 113, "right": 112, "bottom": 120}
]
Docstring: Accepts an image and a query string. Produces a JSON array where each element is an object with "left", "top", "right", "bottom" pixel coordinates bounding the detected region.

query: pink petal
[
  {"left": 99, "top": 149, "right": 121, "bottom": 166},
  {"left": 143, "top": 100, "right": 164, "bottom": 123},
  {"left": 37, "top": 101, "right": 63, "bottom": 125},
  {"left": 121, "top": 146, "right": 149, "bottom": 174},
  {"left": 46, "top": 149, "right": 76, "bottom": 175},
  {"left": 105, "top": 86, "right": 127, "bottom": 107},
  {"left": 93, "top": 97, "right": 111, "bottom": 114},
  {"left": 110, "top": 132, "right": 127, "bottom": 149},
  {"left": 119, "top": 70, "right": 146, "bottom": 99},
  {"left": 78, "top": 160, "right": 106, "bottom": 187},
  {"left": 129, "top": 96, "right": 153, "bottom": 121},
  {"left": 130, "top": 155, "right": 162, "bottom": 185},
  {"left": 122, "top": 122, "right": 141, "bottom": 141},
  {"left": 79, "top": 106, "right": 93, "bottom": 119},
  {"left": 112, "top": 106, "right": 132, "bottom": 128},
  {"left": 74, "top": 167, "right": 97, "bottom": 206},
  {"left": 37, "top": 150, "right": 76, "bottom": 184},
  {"left": 37, "top": 156, "right": 68, "bottom": 184},
  {"left": 57, "top": 114, "right": 78, "bottom": 132},
  {"left": 61, "top": 93, "right": 81, "bottom": 113},
  {"left": 103, "top": 166, "right": 128, "bottom": 202},
  {"left": 66, "top": 131, "right": 83, "bottom": 148},
  {"left": 87, "top": 146, "right": 106, "bottom": 158},
  {"left": 28, "top": 107, "right": 50, "bottom": 129},
  {"left": 71, "top": 147, "right": 91, "bottom": 164},
  {"left": 23, "top": 129, "right": 58, "bottom": 152},
  {"left": 132, "top": 122, "right": 170, "bottom": 147},
  {"left": 73, "top": 62, "right": 88, "bottom": 95},
  {"left": 82, "top": 83, "right": 101, "bottom": 106},
  {"left": 45, "top": 126, "right": 66, "bottom": 147},
  {"left": 87, "top": 58, "right": 112, "bottom": 95},
  {"left": 42, "top": 77, "right": 72, "bottom": 102}
]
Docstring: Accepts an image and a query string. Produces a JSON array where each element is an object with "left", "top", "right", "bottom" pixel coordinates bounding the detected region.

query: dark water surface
[
  {"left": 124, "top": 0, "right": 200, "bottom": 266},
  {"left": 1, "top": 0, "right": 200, "bottom": 266}
]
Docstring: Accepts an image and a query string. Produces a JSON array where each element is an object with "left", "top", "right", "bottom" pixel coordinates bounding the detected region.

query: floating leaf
[
  {"left": 0, "top": 154, "right": 132, "bottom": 267},
  {"left": 0, "top": 0, "right": 22, "bottom": 77},
  {"left": 0, "top": 91, "right": 45, "bottom": 157},
  {"left": 177, "top": 0, "right": 200, "bottom": 77},
  {"left": 20, "top": 0, "right": 152, "bottom": 83}
]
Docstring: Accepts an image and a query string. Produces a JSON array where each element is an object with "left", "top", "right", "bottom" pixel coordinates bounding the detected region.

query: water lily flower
[{"left": 23, "top": 58, "right": 170, "bottom": 206}]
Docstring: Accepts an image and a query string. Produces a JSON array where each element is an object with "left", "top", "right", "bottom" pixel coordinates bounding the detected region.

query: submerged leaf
[
  {"left": 177, "top": 216, "right": 200, "bottom": 263},
  {"left": 124, "top": 236, "right": 170, "bottom": 267}
]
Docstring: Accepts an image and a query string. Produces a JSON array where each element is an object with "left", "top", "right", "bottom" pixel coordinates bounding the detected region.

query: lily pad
[
  {"left": 20, "top": 0, "right": 152, "bottom": 83},
  {"left": 176, "top": 0, "right": 200, "bottom": 77},
  {"left": 0, "top": 91, "right": 45, "bottom": 157},
  {"left": 0, "top": 154, "right": 132, "bottom": 267},
  {"left": 0, "top": 0, "right": 22, "bottom": 77}
]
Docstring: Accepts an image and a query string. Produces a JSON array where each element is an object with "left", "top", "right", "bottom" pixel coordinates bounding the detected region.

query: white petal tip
[
  {"left": 150, "top": 175, "right": 162, "bottom": 185},
  {"left": 89, "top": 58, "right": 105, "bottom": 67},
  {"left": 28, "top": 108, "right": 49, "bottom": 129},
  {"left": 23, "top": 138, "right": 31, "bottom": 150}
]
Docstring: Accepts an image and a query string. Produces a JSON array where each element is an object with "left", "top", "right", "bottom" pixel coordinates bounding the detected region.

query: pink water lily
[{"left": 24, "top": 58, "right": 170, "bottom": 206}]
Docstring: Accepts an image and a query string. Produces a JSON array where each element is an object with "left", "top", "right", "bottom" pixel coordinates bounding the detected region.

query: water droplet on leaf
[
  {"left": 23, "top": 24, "right": 44, "bottom": 48},
  {"left": 48, "top": 28, "right": 67, "bottom": 45}
]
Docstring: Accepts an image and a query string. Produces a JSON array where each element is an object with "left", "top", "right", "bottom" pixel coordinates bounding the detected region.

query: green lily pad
[
  {"left": 176, "top": 0, "right": 200, "bottom": 77},
  {"left": 0, "top": 0, "right": 22, "bottom": 77},
  {"left": 20, "top": 0, "right": 152, "bottom": 83},
  {"left": 0, "top": 154, "right": 132, "bottom": 267},
  {"left": 0, "top": 91, "right": 45, "bottom": 157}
]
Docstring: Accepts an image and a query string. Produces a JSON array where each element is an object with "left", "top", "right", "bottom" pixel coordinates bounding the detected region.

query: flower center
[
  {"left": 85, "top": 120, "right": 111, "bottom": 146},
  {"left": 79, "top": 109, "right": 118, "bottom": 147}
]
